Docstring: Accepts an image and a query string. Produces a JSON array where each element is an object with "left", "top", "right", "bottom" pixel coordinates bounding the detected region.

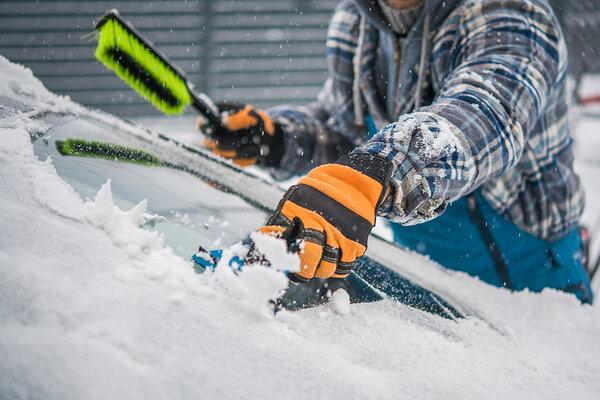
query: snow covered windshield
[
  {"left": 29, "top": 111, "right": 467, "bottom": 320},
  {"left": 32, "top": 113, "right": 267, "bottom": 258}
]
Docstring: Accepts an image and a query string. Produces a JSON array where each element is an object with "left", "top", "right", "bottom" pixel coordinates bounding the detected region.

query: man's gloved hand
[
  {"left": 196, "top": 102, "right": 283, "bottom": 167},
  {"left": 259, "top": 154, "right": 393, "bottom": 281}
]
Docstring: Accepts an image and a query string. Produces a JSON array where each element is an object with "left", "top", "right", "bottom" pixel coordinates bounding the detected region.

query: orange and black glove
[
  {"left": 196, "top": 102, "right": 284, "bottom": 167},
  {"left": 260, "top": 154, "right": 393, "bottom": 281}
]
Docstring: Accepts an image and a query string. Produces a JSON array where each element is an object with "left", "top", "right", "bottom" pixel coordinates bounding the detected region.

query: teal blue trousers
[{"left": 391, "top": 191, "right": 594, "bottom": 303}]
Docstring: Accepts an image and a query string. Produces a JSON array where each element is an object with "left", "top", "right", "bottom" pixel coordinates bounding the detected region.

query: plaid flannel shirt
[{"left": 267, "top": 0, "right": 584, "bottom": 241}]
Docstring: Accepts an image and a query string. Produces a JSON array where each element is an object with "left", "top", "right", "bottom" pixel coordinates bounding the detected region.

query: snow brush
[{"left": 93, "top": 9, "right": 223, "bottom": 134}]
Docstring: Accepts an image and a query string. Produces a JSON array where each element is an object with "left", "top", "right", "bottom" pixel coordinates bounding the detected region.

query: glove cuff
[{"left": 335, "top": 153, "right": 393, "bottom": 211}]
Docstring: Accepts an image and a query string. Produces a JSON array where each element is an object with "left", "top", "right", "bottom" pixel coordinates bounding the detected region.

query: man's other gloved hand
[
  {"left": 196, "top": 102, "right": 284, "bottom": 167},
  {"left": 259, "top": 154, "right": 393, "bottom": 281}
]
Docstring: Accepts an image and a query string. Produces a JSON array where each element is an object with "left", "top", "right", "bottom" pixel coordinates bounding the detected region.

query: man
[{"left": 198, "top": 0, "right": 594, "bottom": 303}]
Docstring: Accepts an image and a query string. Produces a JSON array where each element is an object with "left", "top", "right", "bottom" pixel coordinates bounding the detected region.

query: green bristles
[
  {"left": 56, "top": 138, "right": 162, "bottom": 166},
  {"left": 95, "top": 17, "right": 192, "bottom": 115}
]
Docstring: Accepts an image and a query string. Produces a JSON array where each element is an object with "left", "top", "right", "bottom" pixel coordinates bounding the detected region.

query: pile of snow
[{"left": 2, "top": 56, "right": 600, "bottom": 399}]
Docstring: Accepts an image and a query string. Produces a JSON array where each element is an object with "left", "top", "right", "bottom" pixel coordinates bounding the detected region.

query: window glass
[{"left": 32, "top": 114, "right": 267, "bottom": 258}]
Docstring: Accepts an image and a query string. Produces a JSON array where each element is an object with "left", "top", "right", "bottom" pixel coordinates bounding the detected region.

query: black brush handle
[{"left": 189, "top": 90, "right": 224, "bottom": 136}]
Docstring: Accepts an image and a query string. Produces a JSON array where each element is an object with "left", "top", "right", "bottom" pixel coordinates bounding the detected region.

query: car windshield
[
  {"left": 26, "top": 112, "right": 466, "bottom": 319},
  {"left": 32, "top": 113, "right": 267, "bottom": 258}
]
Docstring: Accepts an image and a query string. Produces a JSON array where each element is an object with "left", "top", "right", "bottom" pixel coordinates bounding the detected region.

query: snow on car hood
[{"left": 1, "top": 55, "right": 600, "bottom": 399}]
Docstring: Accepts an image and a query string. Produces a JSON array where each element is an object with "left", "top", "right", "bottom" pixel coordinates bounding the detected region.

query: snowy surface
[{"left": 2, "top": 56, "right": 600, "bottom": 399}]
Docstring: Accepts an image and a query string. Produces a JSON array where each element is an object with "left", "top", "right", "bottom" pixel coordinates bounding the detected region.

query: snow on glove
[
  {"left": 196, "top": 102, "right": 284, "bottom": 167},
  {"left": 260, "top": 154, "right": 393, "bottom": 281}
]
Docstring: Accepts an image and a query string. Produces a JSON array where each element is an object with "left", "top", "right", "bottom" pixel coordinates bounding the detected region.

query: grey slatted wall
[
  {"left": 208, "top": 1, "right": 334, "bottom": 105},
  {"left": 550, "top": 0, "right": 600, "bottom": 80},
  {"left": 0, "top": 0, "right": 336, "bottom": 116},
  {"left": 2, "top": 0, "right": 599, "bottom": 116}
]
